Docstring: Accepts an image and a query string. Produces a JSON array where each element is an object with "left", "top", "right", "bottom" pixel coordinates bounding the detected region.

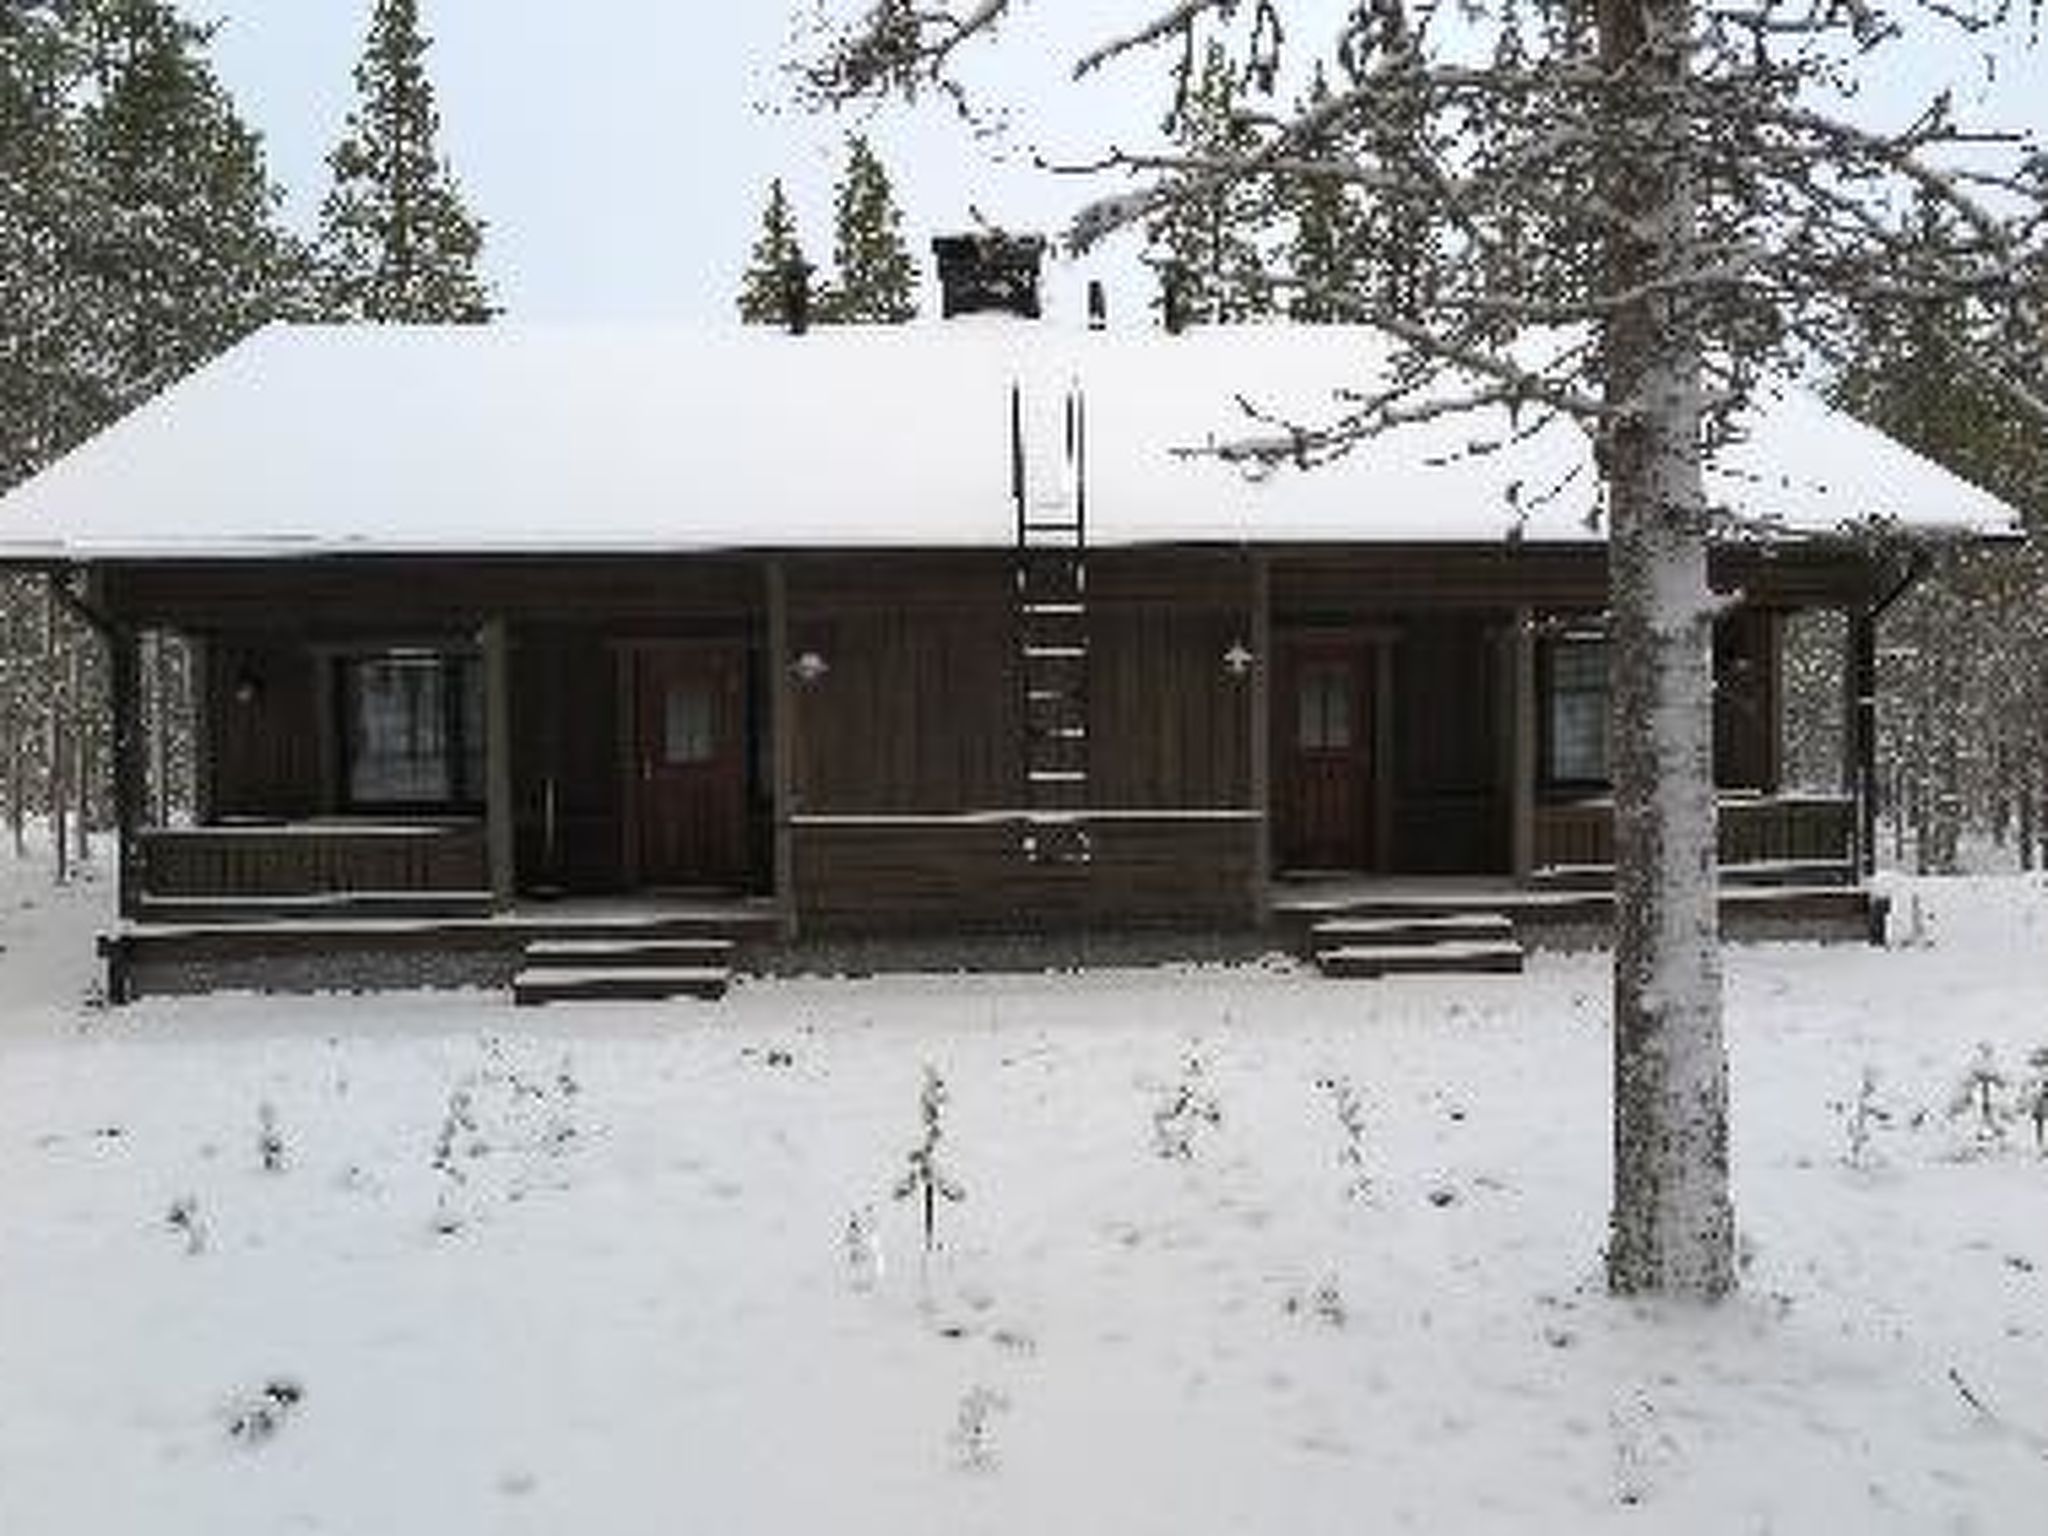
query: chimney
[
  {"left": 1086, "top": 279, "right": 1107, "bottom": 331},
  {"left": 931, "top": 232, "right": 1046, "bottom": 320}
]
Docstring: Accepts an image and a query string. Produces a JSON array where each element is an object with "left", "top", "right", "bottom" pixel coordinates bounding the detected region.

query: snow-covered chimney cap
[{"left": 932, "top": 232, "right": 1046, "bottom": 320}]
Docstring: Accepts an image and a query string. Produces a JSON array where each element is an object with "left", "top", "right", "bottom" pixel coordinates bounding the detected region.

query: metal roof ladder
[{"left": 1012, "top": 379, "right": 1091, "bottom": 865}]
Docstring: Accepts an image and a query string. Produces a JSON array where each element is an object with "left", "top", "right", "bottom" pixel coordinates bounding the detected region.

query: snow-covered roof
[{"left": 0, "top": 321, "right": 2020, "bottom": 562}]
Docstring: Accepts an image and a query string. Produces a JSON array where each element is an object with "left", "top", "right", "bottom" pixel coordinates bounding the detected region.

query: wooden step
[
  {"left": 1317, "top": 940, "right": 1525, "bottom": 979},
  {"left": 1311, "top": 913, "right": 1515, "bottom": 949},
  {"left": 512, "top": 966, "right": 729, "bottom": 1005},
  {"left": 521, "top": 936, "right": 735, "bottom": 969},
  {"left": 134, "top": 890, "right": 496, "bottom": 923}
]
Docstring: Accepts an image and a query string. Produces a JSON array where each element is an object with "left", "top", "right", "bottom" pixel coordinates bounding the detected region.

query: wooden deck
[
  {"left": 1270, "top": 874, "right": 1884, "bottom": 951},
  {"left": 101, "top": 895, "right": 781, "bottom": 1002}
]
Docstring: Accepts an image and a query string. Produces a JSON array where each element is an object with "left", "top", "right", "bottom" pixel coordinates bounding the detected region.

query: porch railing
[
  {"left": 137, "top": 820, "right": 490, "bottom": 901},
  {"left": 1533, "top": 793, "right": 1856, "bottom": 877}
]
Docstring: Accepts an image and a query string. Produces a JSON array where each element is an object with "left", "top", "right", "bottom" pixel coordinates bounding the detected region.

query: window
[
  {"left": 662, "top": 681, "right": 716, "bottom": 765},
  {"left": 1297, "top": 663, "right": 1353, "bottom": 751},
  {"left": 1545, "top": 638, "right": 1608, "bottom": 786},
  {"left": 339, "top": 650, "right": 485, "bottom": 807}
]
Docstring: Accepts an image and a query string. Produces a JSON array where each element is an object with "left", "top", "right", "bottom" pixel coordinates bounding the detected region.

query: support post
[
  {"left": 1847, "top": 604, "right": 1878, "bottom": 879},
  {"left": 481, "top": 617, "right": 515, "bottom": 911},
  {"left": 188, "top": 635, "right": 213, "bottom": 825},
  {"left": 766, "top": 559, "right": 798, "bottom": 940},
  {"left": 1248, "top": 554, "right": 1271, "bottom": 927},
  {"left": 108, "top": 623, "right": 146, "bottom": 920},
  {"left": 1511, "top": 607, "right": 1537, "bottom": 882}
]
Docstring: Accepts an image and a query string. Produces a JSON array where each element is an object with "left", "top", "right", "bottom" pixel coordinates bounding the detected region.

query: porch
[{"left": 99, "top": 889, "right": 782, "bottom": 1003}]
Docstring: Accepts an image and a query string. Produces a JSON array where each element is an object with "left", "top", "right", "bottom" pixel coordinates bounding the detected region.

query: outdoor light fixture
[
  {"left": 232, "top": 669, "right": 263, "bottom": 705},
  {"left": 1223, "top": 641, "right": 1255, "bottom": 678},
  {"left": 791, "top": 650, "right": 830, "bottom": 685}
]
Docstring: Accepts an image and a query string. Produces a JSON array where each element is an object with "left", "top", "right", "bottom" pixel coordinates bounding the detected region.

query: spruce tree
[
  {"left": 1143, "top": 43, "right": 1273, "bottom": 326},
  {"left": 83, "top": 0, "right": 306, "bottom": 404},
  {"left": 819, "top": 134, "right": 917, "bottom": 323},
  {"left": 1, "top": 1, "right": 109, "bottom": 492},
  {"left": 736, "top": 178, "right": 812, "bottom": 325},
  {"left": 1284, "top": 66, "right": 1368, "bottom": 323},
  {"left": 314, "top": 0, "right": 494, "bottom": 322}
]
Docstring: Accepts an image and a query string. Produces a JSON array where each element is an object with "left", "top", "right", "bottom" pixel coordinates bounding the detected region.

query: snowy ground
[{"left": 2, "top": 848, "right": 2045, "bottom": 1534}]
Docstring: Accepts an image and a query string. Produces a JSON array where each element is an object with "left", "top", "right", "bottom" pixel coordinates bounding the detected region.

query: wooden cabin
[{"left": 0, "top": 245, "right": 2018, "bottom": 996}]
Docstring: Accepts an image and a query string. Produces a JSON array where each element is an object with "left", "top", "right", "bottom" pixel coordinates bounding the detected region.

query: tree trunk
[{"left": 1599, "top": 0, "right": 1734, "bottom": 1300}]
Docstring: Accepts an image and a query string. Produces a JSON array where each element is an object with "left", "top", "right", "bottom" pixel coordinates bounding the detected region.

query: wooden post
[
  {"left": 188, "top": 635, "right": 212, "bottom": 825},
  {"left": 1846, "top": 603, "right": 1878, "bottom": 879},
  {"left": 1373, "top": 638, "right": 1396, "bottom": 870},
  {"left": 108, "top": 624, "right": 146, "bottom": 920},
  {"left": 1511, "top": 607, "right": 1537, "bottom": 882},
  {"left": 766, "top": 559, "right": 798, "bottom": 939},
  {"left": 1248, "top": 554, "right": 1271, "bottom": 927},
  {"left": 481, "top": 617, "right": 516, "bottom": 911}
]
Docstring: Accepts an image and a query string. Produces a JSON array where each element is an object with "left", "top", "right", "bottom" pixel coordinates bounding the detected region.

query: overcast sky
[{"left": 172, "top": 2, "right": 2047, "bottom": 328}]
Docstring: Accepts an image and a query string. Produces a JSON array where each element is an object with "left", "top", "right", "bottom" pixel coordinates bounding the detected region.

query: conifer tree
[
  {"left": 736, "top": 178, "right": 812, "bottom": 325},
  {"left": 1143, "top": 42, "right": 1273, "bottom": 326},
  {"left": 1284, "top": 66, "right": 1368, "bottom": 323},
  {"left": 819, "top": 134, "right": 917, "bottom": 323},
  {"left": 0, "top": 0, "right": 105, "bottom": 492},
  {"left": 314, "top": 0, "right": 494, "bottom": 322},
  {"left": 83, "top": 0, "right": 306, "bottom": 404}
]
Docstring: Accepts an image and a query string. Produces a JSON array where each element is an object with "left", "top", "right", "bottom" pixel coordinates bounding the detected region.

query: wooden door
[
  {"left": 1273, "top": 640, "right": 1377, "bottom": 871},
  {"left": 631, "top": 645, "right": 749, "bottom": 888}
]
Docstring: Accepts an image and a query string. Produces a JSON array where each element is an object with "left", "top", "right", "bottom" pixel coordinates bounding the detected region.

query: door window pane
[
  {"left": 1298, "top": 664, "right": 1352, "bottom": 751},
  {"left": 663, "top": 681, "right": 715, "bottom": 764}
]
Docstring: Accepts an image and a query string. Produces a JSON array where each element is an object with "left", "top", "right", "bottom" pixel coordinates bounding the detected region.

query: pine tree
[
  {"left": 1, "top": 0, "right": 109, "bottom": 493},
  {"left": 83, "top": 0, "right": 307, "bottom": 405},
  {"left": 736, "top": 178, "right": 812, "bottom": 325},
  {"left": 818, "top": 134, "right": 917, "bottom": 324},
  {"left": 314, "top": 0, "right": 494, "bottom": 322},
  {"left": 1284, "top": 66, "right": 1368, "bottom": 322},
  {"left": 1144, "top": 43, "right": 1274, "bottom": 326}
]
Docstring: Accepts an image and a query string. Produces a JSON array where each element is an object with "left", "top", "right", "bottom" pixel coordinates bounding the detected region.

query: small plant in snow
[
  {"left": 256, "top": 1101, "right": 286, "bottom": 1173},
  {"left": 1317, "top": 1074, "right": 1369, "bottom": 1197},
  {"left": 893, "top": 1065, "right": 964, "bottom": 1254},
  {"left": 1284, "top": 1273, "right": 1348, "bottom": 1328},
  {"left": 1948, "top": 1042, "right": 2010, "bottom": 1147},
  {"left": 432, "top": 1086, "right": 478, "bottom": 1181},
  {"left": 844, "top": 1204, "right": 885, "bottom": 1291},
  {"left": 1830, "top": 1066, "right": 1891, "bottom": 1169},
  {"left": 225, "top": 1377, "right": 304, "bottom": 1444},
  {"left": 165, "top": 1194, "right": 207, "bottom": 1256},
  {"left": 950, "top": 1384, "right": 1009, "bottom": 1473},
  {"left": 1153, "top": 1053, "right": 1222, "bottom": 1161}
]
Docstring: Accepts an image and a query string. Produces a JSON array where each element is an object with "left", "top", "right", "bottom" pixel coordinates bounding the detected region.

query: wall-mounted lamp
[
  {"left": 1222, "top": 640, "right": 1255, "bottom": 679},
  {"left": 790, "top": 650, "right": 830, "bottom": 686},
  {"left": 232, "top": 669, "right": 263, "bottom": 706}
]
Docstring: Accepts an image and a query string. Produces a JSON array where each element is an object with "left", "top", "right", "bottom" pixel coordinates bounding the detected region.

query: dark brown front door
[
  {"left": 1274, "top": 639, "right": 1377, "bottom": 871},
  {"left": 631, "top": 644, "right": 748, "bottom": 888}
]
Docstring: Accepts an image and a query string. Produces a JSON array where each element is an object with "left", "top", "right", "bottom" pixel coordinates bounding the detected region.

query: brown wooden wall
[
  {"left": 509, "top": 628, "right": 626, "bottom": 892},
  {"left": 1389, "top": 615, "right": 1509, "bottom": 874},
  {"left": 789, "top": 559, "right": 1020, "bottom": 813},
  {"left": 790, "top": 814, "right": 1259, "bottom": 934},
  {"left": 786, "top": 552, "right": 1256, "bottom": 815},
  {"left": 1714, "top": 607, "right": 1781, "bottom": 792},
  {"left": 205, "top": 638, "right": 323, "bottom": 820}
]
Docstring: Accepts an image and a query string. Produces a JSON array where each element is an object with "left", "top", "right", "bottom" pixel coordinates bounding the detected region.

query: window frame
[
  {"left": 1540, "top": 630, "right": 1611, "bottom": 794},
  {"left": 331, "top": 644, "right": 487, "bottom": 814}
]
